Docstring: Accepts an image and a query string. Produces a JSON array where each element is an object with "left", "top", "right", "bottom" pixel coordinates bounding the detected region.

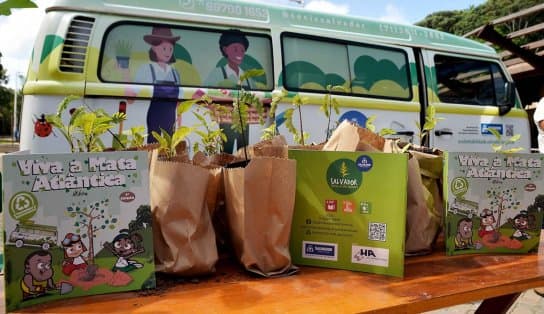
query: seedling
[
  {"left": 46, "top": 96, "right": 127, "bottom": 152},
  {"left": 192, "top": 96, "right": 228, "bottom": 155},
  {"left": 321, "top": 85, "right": 345, "bottom": 141},
  {"left": 486, "top": 128, "right": 523, "bottom": 153},
  {"left": 416, "top": 104, "right": 444, "bottom": 145},
  {"left": 365, "top": 115, "right": 396, "bottom": 137}
]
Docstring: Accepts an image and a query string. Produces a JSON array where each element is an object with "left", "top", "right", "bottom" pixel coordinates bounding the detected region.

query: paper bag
[
  {"left": 223, "top": 157, "right": 298, "bottom": 277},
  {"left": 150, "top": 150, "right": 218, "bottom": 275}
]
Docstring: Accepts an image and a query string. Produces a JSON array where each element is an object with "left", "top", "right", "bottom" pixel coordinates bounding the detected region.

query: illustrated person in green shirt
[
  {"left": 204, "top": 29, "right": 255, "bottom": 89},
  {"left": 204, "top": 29, "right": 257, "bottom": 154}
]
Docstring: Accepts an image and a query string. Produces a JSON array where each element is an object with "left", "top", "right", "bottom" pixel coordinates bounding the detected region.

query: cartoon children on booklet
[
  {"left": 510, "top": 210, "right": 533, "bottom": 241},
  {"left": 21, "top": 250, "right": 58, "bottom": 300},
  {"left": 104, "top": 229, "right": 145, "bottom": 272},
  {"left": 61, "top": 233, "right": 89, "bottom": 276},
  {"left": 454, "top": 217, "right": 474, "bottom": 250}
]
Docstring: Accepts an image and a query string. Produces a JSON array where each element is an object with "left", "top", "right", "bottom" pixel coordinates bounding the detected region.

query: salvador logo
[{"left": 326, "top": 158, "right": 362, "bottom": 195}]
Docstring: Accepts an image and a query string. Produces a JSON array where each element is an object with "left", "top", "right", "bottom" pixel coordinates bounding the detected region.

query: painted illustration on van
[{"left": 1, "top": 152, "right": 155, "bottom": 311}]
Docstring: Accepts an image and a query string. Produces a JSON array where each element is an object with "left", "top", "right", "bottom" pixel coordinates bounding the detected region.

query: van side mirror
[{"left": 499, "top": 81, "right": 516, "bottom": 116}]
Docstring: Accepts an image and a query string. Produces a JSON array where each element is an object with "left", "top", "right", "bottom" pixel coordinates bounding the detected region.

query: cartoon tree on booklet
[
  {"left": 66, "top": 198, "right": 118, "bottom": 265},
  {"left": 128, "top": 205, "right": 152, "bottom": 232},
  {"left": 486, "top": 187, "right": 520, "bottom": 229}
]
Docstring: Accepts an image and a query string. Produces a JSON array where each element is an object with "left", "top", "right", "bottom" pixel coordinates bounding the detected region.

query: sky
[{"left": 0, "top": 0, "right": 486, "bottom": 89}]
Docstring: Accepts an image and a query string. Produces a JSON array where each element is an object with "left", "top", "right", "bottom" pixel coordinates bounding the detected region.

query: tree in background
[{"left": 416, "top": 0, "right": 544, "bottom": 47}]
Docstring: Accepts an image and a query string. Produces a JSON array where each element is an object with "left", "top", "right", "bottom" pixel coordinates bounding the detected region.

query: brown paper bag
[
  {"left": 223, "top": 157, "right": 298, "bottom": 277},
  {"left": 150, "top": 150, "right": 218, "bottom": 275}
]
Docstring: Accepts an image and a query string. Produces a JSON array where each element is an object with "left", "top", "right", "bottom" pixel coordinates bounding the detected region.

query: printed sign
[
  {"left": 1, "top": 151, "right": 155, "bottom": 311},
  {"left": 288, "top": 150, "right": 407, "bottom": 277},
  {"left": 444, "top": 152, "right": 544, "bottom": 255}
]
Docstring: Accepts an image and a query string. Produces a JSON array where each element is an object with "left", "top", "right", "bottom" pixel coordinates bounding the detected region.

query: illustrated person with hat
[
  {"left": 61, "top": 233, "right": 88, "bottom": 276},
  {"left": 478, "top": 208, "right": 497, "bottom": 238},
  {"left": 134, "top": 27, "right": 182, "bottom": 143}
]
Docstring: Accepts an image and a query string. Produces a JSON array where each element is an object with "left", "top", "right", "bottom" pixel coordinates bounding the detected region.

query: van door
[{"left": 423, "top": 52, "right": 530, "bottom": 152}]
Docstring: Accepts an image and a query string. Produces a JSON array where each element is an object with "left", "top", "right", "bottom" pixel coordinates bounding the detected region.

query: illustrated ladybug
[{"left": 34, "top": 113, "right": 53, "bottom": 138}]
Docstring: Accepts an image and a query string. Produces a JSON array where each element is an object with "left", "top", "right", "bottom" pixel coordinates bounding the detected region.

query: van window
[
  {"left": 100, "top": 23, "right": 273, "bottom": 90},
  {"left": 434, "top": 55, "right": 508, "bottom": 106},
  {"left": 281, "top": 33, "right": 411, "bottom": 100}
]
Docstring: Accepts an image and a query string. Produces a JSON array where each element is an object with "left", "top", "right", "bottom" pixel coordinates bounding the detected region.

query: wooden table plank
[{"left": 4, "top": 236, "right": 544, "bottom": 313}]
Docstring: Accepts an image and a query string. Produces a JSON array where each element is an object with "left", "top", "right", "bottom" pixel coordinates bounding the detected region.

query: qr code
[
  {"left": 368, "top": 222, "right": 387, "bottom": 241},
  {"left": 505, "top": 124, "right": 513, "bottom": 137}
]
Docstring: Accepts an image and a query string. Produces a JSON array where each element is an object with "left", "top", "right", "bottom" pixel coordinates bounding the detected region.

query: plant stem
[
  {"left": 298, "top": 105, "right": 304, "bottom": 146},
  {"left": 236, "top": 93, "right": 248, "bottom": 161},
  {"left": 326, "top": 101, "right": 332, "bottom": 141}
]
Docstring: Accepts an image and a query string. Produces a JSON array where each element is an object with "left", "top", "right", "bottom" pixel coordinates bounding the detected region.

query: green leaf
[
  {"left": 240, "top": 68, "right": 265, "bottom": 82},
  {"left": 0, "top": 0, "right": 38, "bottom": 15},
  {"left": 177, "top": 99, "right": 197, "bottom": 116}
]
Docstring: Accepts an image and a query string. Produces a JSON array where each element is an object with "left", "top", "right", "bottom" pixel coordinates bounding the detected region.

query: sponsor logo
[
  {"left": 326, "top": 159, "right": 362, "bottom": 195},
  {"left": 120, "top": 191, "right": 136, "bottom": 202},
  {"left": 303, "top": 241, "right": 338, "bottom": 261},
  {"left": 356, "top": 155, "right": 373, "bottom": 172},
  {"left": 343, "top": 200, "right": 354, "bottom": 213},
  {"left": 525, "top": 183, "right": 536, "bottom": 192},
  {"left": 481, "top": 123, "right": 503, "bottom": 135},
  {"left": 325, "top": 200, "right": 337, "bottom": 212},
  {"left": 9, "top": 192, "right": 38, "bottom": 221},
  {"left": 351, "top": 245, "right": 389, "bottom": 267},
  {"left": 450, "top": 177, "right": 469, "bottom": 197}
]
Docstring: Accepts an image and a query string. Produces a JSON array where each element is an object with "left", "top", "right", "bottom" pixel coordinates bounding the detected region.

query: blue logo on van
[
  {"left": 339, "top": 110, "right": 367, "bottom": 127},
  {"left": 481, "top": 123, "right": 503, "bottom": 135}
]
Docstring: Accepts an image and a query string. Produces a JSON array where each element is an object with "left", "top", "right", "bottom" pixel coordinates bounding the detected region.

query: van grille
[{"left": 59, "top": 16, "right": 95, "bottom": 73}]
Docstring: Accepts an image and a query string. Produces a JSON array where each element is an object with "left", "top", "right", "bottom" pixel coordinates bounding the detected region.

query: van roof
[{"left": 46, "top": 0, "right": 497, "bottom": 58}]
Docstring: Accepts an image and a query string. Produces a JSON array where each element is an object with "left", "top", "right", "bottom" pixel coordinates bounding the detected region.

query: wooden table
[{"left": 5, "top": 236, "right": 544, "bottom": 314}]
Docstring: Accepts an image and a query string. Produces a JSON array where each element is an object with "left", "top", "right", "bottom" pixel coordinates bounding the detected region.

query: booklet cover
[
  {"left": 1, "top": 151, "right": 155, "bottom": 311},
  {"left": 288, "top": 150, "right": 407, "bottom": 277},
  {"left": 444, "top": 152, "right": 543, "bottom": 255}
]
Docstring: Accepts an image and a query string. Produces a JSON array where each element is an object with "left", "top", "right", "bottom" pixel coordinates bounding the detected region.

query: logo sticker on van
[{"left": 481, "top": 123, "right": 503, "bottom": 135}]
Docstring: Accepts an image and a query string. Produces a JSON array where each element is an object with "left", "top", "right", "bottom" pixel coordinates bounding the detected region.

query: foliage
[
  {"left": 416, "top": 0, "right": 544, "bottom": 47},
  {"left": 0, "top": 51, "right": 8, "bottom": 84},
  {"left": 128, "top": 205, "right": 152, "bottom": 232},
  {"left": 45, "top": 96, "right": 127, "bottom": 152},
  {"left": 152, "top": 127, "right": 194, "bottom": 159},
  {"left": 415, "top": 104, "right": 444, "bottom": 145},
  {"left": 321, "top": 85, "right": 344, "bottom": 141},
  {"left": 0, "top": 0, "right": 37, "bottom": 16},
  {"left": 486, "top": 186, "right": 521, "bottom": 229},
  {"left": 260, "top": 89, "right": 288, "bottom": 141},
  {"left": 120, "top": 125, "right": 147, "bottom": 149},
  {"left": 486, "top": 127, "right": 524, "bottom": 153},
  {"left": 66, "top": 198, "right": 118, "bottom": 265},
  {"left": 365, "top": 115, "right": 397, "bottom": 137},
  {"left": 191, "top": 96, "right": 228, "bottom": 155},
  {"left": 284, "top": 94, "right": 309, "bottom": 145}
]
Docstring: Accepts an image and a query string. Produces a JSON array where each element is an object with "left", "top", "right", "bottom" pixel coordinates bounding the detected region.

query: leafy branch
[
  {"left": 45, "top": 96, "right": 128, "bottom": 152},
  {"left": 284, "top": 94, "right": 309, "bottom": 145},
  {"left": 415, "top": 105, "right": 444, "bottom": 145},
  {"left": 487, "top": 128, "right": 523, "bottom": 153}
]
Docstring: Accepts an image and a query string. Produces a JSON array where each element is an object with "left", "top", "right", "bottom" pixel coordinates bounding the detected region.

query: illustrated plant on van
[
  {"left": 486, "top": 128, "right": 523, "bottom": 153},
  {"left": 66, "top": 198, "right": 118, "bottom": 265},
  {"left": 45, "top": 96, "right": 127, "bottom": 152},
  {"left": 114, "top": 40, "right": 132, "bottom": 69}
]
